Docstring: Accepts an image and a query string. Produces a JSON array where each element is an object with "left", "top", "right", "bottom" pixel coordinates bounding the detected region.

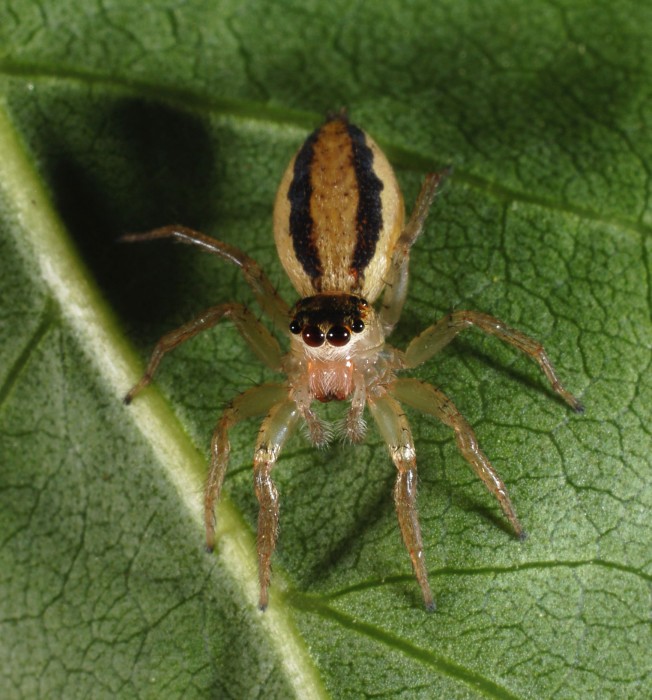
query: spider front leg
[
  {"left": 121, "top": 226, "right": 290, "bottom": 331},
  {"left": 124, "top": 303, "right": 283, "bottom": 404},
  {"left": 253, "top": 399, "right": 302, "bottom": 610},
  {"left": 404, "top": 310, "right": 583, "bottom": 412},
  {"left": 367, "top": 393, "right": 434, "bottom": 611},
  {"left": 204, "top": 383, "right": 288, "bottom": 552},
  {"left": 392, "top": 378, "right": 525, "bottom": 539}
]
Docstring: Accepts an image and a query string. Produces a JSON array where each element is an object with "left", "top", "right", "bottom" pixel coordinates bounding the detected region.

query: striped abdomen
[{"left": 273, "top": 116, "right": 404, "bottom": 302}]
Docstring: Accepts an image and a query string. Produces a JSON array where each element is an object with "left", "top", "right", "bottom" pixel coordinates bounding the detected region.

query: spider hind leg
[{"left": 391, "top": 377, "right": 525, "bottom": 539}]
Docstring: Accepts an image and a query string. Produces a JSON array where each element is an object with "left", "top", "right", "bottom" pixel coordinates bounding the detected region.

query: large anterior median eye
[
  {"left": 302, "top": 325, "right": 325, "bottom": 347},
  {"left": 327, "top": 325, "right": 351, "bottom": 346}
]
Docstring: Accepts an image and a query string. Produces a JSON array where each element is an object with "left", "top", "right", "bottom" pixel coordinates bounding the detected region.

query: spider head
[{"left": 288, "top": 293, "right": 383, "bottom": 359}]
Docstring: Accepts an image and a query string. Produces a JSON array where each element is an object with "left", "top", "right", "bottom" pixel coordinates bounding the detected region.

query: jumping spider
[{"left": 123, "top": 115, "right": 583, "bottom": 610}]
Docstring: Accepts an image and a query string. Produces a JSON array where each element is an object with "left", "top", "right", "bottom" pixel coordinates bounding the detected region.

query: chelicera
[{"left": 123, "top": 115, "right": 583, "bottom": 611}]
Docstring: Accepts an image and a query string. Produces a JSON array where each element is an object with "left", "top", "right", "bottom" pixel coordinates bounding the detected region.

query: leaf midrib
[{"left": 0, "top": 104, "right": 329, "bottom": 700}]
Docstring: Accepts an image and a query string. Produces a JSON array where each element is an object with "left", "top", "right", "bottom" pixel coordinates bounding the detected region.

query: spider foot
[
  {"left": 335, "top": 413, "right": 367, "bottom": 443},
  {"left": 301, "top": 411, "right": 333, "bottom": 447}
]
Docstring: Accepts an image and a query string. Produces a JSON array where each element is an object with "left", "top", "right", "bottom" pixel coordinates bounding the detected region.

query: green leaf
[{"left": 1, "top": 1, "right": 650, "bottom": 698}]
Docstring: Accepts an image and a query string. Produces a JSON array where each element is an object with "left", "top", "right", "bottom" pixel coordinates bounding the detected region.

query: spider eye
[
  {"left": 327, "top": 325, "right": 351, "bottom": 346},
  {"left": 302, "top": 325, "right": 325, "bottom": 347},
  {"left": 351, "top": 319, "right": 365, "bottom": 333},
  {"left": 289, "top": 319, "right": 302, "bottom": 334}
]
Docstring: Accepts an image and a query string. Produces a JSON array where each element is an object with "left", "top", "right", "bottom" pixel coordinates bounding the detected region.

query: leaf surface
[{"left": 1, "top": 1, "right": 650, "bottom": 698}]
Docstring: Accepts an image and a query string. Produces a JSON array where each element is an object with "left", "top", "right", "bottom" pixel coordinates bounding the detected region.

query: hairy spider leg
[
  {"left": 404, "top": 310, "right": 584, "bottom": 412},
  {"left": 368, "top": 393, "right": 434, "bottom": 611},
  {"left": 121, "top": 226, "right": 290, "bottom": 331},
  {"left": 392, "top": 378, "right": 525, "bottom": 538},
  {"left": 253, "top": 399, "right": 302, "bottom": 610},
  {"left": 204, "top": 383, "right": 288, "bottom": 552},
  {"left": 123, "top": 303, "right": 283, "bottom": 404}
]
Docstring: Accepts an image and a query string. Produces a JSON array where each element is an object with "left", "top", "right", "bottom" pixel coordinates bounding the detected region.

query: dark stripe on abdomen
[
  {"left": 346, "top": 123, "right": 384, "bottom": 276},
  {"left": 287, "top": 128, "right": 322, "bottom": 281}
]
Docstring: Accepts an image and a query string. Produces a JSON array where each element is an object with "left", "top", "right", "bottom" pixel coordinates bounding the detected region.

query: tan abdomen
[{"left": 274, "top": 117, "right": 404, "bottom": 302}]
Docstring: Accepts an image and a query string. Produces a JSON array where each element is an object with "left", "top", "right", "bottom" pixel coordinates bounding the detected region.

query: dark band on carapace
[
  {"left": 287, "top": 128, "right": 323, "bottom": 280},
  {"left": 346, "top": 122, "right": 384, "bottom": 276},
  {"left": 290, "top": 293, "right": 369, "bottom": 329}
]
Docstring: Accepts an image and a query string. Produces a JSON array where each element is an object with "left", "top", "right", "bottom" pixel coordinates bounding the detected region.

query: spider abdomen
[{"left": 274, "top": 116, "right": 404, "bottom": 301}]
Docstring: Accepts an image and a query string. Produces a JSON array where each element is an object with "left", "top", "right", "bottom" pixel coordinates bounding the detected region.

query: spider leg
[
  {"left": 404, "top": 310, "right": 583, "bottom": 412},
  {"left": 121, "top": 225, "right": 290, "bottom": 331},
  {"left": 379, "top": 171, "right": 449, "bottom": 335},
  {"left": 124, "top": 302, "right": 282, "bottom": 404},
  {"left": 253, "top": 399, "right": 302, "bottom": 610},
  {"left": 204, "top": 382, "right": 288, "bottom": 553},
  {"left": 367, "top": 393, "right": 434, "bottom": 611},
  {"left": 391, "top": 378, "right": 524, "bottom": 539}
]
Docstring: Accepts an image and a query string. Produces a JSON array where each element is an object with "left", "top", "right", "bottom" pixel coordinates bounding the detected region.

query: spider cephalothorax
[
  {"left": 124, "top": 114, "right": 583, "bottom": 611},
  {"left": 286, "top": 293, "right": 383, "bottom": 406}
]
